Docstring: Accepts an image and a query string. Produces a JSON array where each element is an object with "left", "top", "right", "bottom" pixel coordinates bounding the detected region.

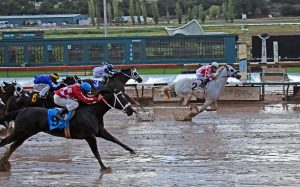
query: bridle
[
  {"left": 120, "top": 68, "right": 141, "bottom": 81},
  {"left": 100, "top": 91, "right": 131, "bottom": 112},
  {"left": 216, "top": 66, "right": 238, "bottom": 79}
]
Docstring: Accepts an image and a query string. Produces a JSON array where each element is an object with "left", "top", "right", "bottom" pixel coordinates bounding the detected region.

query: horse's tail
[
  {"left": 0, "top": 110, "right": 22, "bottom": 127},
  {"left": 160, "top": 83, "right": 175, "bottom": 99}
]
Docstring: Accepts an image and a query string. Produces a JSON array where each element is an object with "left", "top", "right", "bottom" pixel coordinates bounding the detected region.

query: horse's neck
[
  {"left": 210, "top": 70, "right": 228, "bottom": 90},
  {"left": 108, "top": 75, "right": 128, "bottom": 91}
]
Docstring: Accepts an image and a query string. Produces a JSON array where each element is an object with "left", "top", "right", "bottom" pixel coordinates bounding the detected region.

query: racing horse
[
  {"left": 4, "top": 75, "right": 81, "bottom": 114},
  {"left": 161, "top": 64, "right": 241, "bottom": 121},
  {"left": 0, "top": 87, "right": 135, "bottom": 172},
  {"left": 0, "top": 81, "right": 23, "bottom": 115},
  {"left": 84, "top": 67, "right": 143, "bottom": 105}
]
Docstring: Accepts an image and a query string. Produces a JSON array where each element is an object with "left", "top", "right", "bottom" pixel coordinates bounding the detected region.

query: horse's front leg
[
  {"left": 85, "top": 136, "right": 111, "bottom": 173},
  {"left": 199, "top": 99, "right": 214, "bottom": 113},
  {"left": 206, "top": 100, "right": 218, "bottom": 111},
  {"left": 97, "top": 128, "right": 135, "bottom": 154}
]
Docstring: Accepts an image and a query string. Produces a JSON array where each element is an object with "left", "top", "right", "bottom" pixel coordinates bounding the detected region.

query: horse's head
[
  {"left": 217, "top": 65, "right": 241, "bottom": 79},
  {"left": 119, "top": 67, "right": 143, "bottom": 83},
  {"left": 98, "top": 87, "right": 135, "bottom": 116}
]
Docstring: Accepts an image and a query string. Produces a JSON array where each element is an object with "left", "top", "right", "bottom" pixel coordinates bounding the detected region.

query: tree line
[{"left": 0, "top": 0, "right": 299, "bottom": 25}]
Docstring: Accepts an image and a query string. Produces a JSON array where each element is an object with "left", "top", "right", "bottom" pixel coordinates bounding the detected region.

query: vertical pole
[
  {"left": 273, "top": 41, "right": 279, "bottom": 63},
  {"left": 103, "top": 0, "right": 108, "bottom": 37}
]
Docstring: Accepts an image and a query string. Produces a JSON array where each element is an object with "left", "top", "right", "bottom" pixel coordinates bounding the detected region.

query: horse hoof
[
  {"left": 0, "top": 159, "right": 11, "bottom": 171},
  {"left": 130, "top": 150, "right": 136, "bottom": 154},
  {"left": 100, "top": 167, "right": 112, "bottom": 174}
]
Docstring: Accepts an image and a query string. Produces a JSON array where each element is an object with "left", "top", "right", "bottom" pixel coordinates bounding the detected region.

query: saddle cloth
[
  {"left": 48, "top": 108, "right": 72, "bottom": 131},
  {"left": 93, "top": 80, "right": 105, "bottom": 89}
]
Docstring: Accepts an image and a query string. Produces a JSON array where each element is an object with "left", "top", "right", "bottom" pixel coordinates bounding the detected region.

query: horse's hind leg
[
  {"left": 97, "top": 128, "right": 135, "bottom": 154},
  {"left": 85, "top": 136, "right": 110, "bottom": 172},
  {"left": 0, "top": 135, "right": 29, "bottom": 171}
]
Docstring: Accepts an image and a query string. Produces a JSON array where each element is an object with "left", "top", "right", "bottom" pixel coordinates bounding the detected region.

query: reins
[{"left": 100, "top": 91, "right": 131, "bottom": 112}]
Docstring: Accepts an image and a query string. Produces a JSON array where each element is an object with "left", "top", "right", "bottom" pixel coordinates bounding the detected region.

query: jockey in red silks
[
  {"left": 54, "top": 82, "right": 100, "bottom": 120},
  {"left": 195, "top": 62, "right": 219, "bottom": 87}
]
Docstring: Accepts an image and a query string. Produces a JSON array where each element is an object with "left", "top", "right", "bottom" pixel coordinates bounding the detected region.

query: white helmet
[{"left": 211, "top": 62, "right": 219, "bottom": 68}]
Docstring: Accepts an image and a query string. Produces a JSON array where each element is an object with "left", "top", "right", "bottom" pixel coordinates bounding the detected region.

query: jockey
[
  {"left": 33, "top": 73, "right": 61, "bottom": 98},
  {"left": 53, "top": 82, "right": 100, "bottom": 120},
  {"left": 195, "top": 62, "right": 219, "bottom": 86},
  {"left": 92, "top": 63, "right": 117, "bottom": 85}
]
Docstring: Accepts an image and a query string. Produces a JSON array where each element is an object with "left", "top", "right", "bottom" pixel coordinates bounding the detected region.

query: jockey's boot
[
  {"left": 56, "top": 108, "right": 68, "bottom": 121},
  {"left": 201, "top": 79, "right": 209, "bottom": 87},
  {"left": 102, "top": 76, "right": 108, "bottom": 85}
]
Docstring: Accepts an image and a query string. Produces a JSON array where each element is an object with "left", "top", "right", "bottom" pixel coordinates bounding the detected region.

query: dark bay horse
[{"left": 0, "top": 87, "right": 135, "bottom": 172}]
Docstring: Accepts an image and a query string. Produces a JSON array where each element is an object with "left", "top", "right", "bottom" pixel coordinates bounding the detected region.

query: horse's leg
[
  {"left": 85, "top": 136, "right": 109, "bottom": 172},
  {"left": 199, "top": 99, "right": 214, "bottom": 113},
  {"left": 0, "top": 134, "right": 30, "bottom": 171},
  {"left": 181, "top": 95, "right": 192, "bottom": 106},
  {"left": 206, "top": 100, "right": 218, "bottom": 111},
  {"left": 97, "top": 128, "right": 135, "bottom": 154}
]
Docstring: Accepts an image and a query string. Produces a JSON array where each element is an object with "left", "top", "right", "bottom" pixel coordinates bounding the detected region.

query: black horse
[
  {"left": 0, "top": 87, "right": 135, "bottom": 172},
  {"left": 4, "top": 76, "right": 81, "bottom": 113},
  {"left": 0, "top": 81, "right": 23, "bottom": 115},
  {"left": 84, "top": 67, "right": 143, "bottom": 105}
]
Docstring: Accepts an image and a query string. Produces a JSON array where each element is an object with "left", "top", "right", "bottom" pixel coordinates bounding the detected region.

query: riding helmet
[
  {"left": 80, "top": 82, "right": 92, "bottom": 93},
  {"left": 211, "top": 62, "right": 219, "bottom": 68},
  {"left": 50, "top": 73, "right": 59, "bottom": 80},
  {"left": 106, "top": 64, "right": 113, "bottom": 71}
]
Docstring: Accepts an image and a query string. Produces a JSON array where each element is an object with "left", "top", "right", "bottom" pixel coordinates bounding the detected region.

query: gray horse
[{"left": 161, "top": 64, "right": 241, "bottom": 121}]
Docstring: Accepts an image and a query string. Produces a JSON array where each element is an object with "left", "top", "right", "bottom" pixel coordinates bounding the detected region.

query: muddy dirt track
[{"left": 0, "top": 102, "right": 300, "bottom": 187}]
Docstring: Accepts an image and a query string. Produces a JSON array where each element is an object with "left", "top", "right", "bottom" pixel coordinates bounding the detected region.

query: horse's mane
[{"left": 215, "top": 66, "right": 226, "bottom": 77}]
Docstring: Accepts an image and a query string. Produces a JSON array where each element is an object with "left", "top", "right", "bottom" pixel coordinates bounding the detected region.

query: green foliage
[
  {"left": 209, "top": 5, "right": 220, "bottom": 19},
  {"left": 129, "top": 0, "right": 135, "bottom": 25},
  {"left": 187, "top": 8, "right": 193, "bottom": 21},
  {"left": 88, "top": 0, "right": 96, "bottom": 26},
  {"left": 199, "top": 4, "right": 206, "bottom": 23},
  {"left": 175, "top": 2, "right": 182, "bottom": 24},
  {"left": 152, "top": 2, "right": 160, "bottom": 24},
  {"left": 141, "top": 0, "right": 147, "bottom": 25}
]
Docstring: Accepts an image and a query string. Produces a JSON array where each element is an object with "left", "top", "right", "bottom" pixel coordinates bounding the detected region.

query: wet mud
[{"left": 0, "top": 103, "right": 300, "bottom": 186}]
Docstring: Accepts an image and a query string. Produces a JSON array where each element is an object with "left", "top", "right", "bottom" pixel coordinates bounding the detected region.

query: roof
[{"left": 0, "top": 14, "right": 84, "bottom": 19}]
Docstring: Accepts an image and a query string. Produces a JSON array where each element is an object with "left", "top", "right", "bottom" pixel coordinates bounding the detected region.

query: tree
[
  {"left": 228, "top": 0, "right": 234, "bottom": 22},
  {"left": 175, "top": 2, "right": 182, "bottom": 24},
  {"left": 141, "top": 0, "right": 147, "bottom": 24},
  {"left": 209, "top": 5, "right": 220, "bottom": 19},
  {"left": 136, "top": 0, "right": 142, "bottom": 24},
  {"left": 192, "top": 5, "right": 199, "bottom": 19},
  {"left": 129, "top": 0, "right": 135, "bottom": 25},
  {"left": 107, "top": 2, "right": 112, "bottom": 25},
  {"left": 199, "top": 4, "right": 206, "bottom": 23},
  {"left": 152, "top": 2, "right": 160, "bottom": 24},
  {"left": 187, "top": 8, "right": 193, "bottom": 21},
  {"left": 112, "top": 0, "right": 119, "bottom": 23},
  {"left": 88, "top": 0, "right": 96, "bottom": 26}
]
